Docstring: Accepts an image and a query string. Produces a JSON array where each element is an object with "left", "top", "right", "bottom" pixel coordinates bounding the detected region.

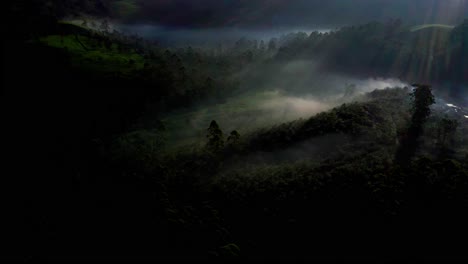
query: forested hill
[
  {"left": 4, "top": 2, "right": 468, "bottom": 261},
  {"left": 3, "top": 9, "right": 271, "bottom": 261},
  {"left": 274, "top": 20, "right": 468, "bottom": 91}
]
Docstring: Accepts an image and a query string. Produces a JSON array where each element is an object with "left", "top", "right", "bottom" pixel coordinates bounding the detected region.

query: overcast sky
[{"left": 116, "top": 0, "right": 468, "bottom": 29}]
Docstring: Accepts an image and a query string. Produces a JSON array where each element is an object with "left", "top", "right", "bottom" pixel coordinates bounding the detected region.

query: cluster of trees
[{"left": 206, "top": 120, "right": 241, "bottom": 153}]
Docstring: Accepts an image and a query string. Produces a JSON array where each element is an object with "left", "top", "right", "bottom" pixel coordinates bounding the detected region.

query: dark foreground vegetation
[{"left": 3, "top": 1, "right": 468, "bottom": 261}]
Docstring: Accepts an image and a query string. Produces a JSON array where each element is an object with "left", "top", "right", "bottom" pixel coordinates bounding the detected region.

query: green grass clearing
[{"left": 40, "top": 34, "right": 144, "bottom": 73}]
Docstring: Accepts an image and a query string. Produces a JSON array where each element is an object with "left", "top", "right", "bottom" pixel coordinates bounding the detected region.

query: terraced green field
[{"left": 40, "top": 33, "right": 144, "bottom": 74}]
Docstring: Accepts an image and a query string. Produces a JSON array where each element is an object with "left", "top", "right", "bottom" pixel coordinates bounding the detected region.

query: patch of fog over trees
[
  {"left": 116, "top": 24, "right": 336, "bottom": 47},
  {"left": 162, "top": 56, "right": 409, "bottom": 146}
]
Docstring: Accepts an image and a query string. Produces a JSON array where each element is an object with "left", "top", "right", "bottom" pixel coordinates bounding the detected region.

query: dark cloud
[{"left": 119, "top": 0, "right": 468, "bottom": 28}]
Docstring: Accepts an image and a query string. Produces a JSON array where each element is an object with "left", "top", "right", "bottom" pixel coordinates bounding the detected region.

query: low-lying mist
[
  {"left": 162, "top": 59, "right": 408, "bottom": 147},
  {"left": 240, "top": 60, "right": 408, "bottom": 96}
]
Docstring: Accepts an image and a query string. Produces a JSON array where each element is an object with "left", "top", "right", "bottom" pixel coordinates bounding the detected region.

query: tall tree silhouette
[
  {"left": 437, "top": 117, "right": 459, "bottom": 158},
  {"left": 206, "top": 120, "right": 224, "bottom": 152},
  {"left": 395, "top": 84, "right": 435, "bottom": 166}
]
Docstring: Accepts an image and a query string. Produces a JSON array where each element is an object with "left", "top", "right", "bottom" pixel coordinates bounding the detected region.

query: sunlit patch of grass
[
  {"left": 41, "top": 35, "right": 84, "bottom": 51},
  {"left": 40, "top": 35, "right": 144, "bottom": 73}
]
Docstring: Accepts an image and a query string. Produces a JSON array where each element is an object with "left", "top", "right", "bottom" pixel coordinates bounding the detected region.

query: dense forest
[{"left": 4, "top": 1, "right": 468, "bottom": 261}]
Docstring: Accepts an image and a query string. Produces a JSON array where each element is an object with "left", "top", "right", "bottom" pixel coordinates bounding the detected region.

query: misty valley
[{"left": 4, "top": 0, "right": 468, "bottom": 261}]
